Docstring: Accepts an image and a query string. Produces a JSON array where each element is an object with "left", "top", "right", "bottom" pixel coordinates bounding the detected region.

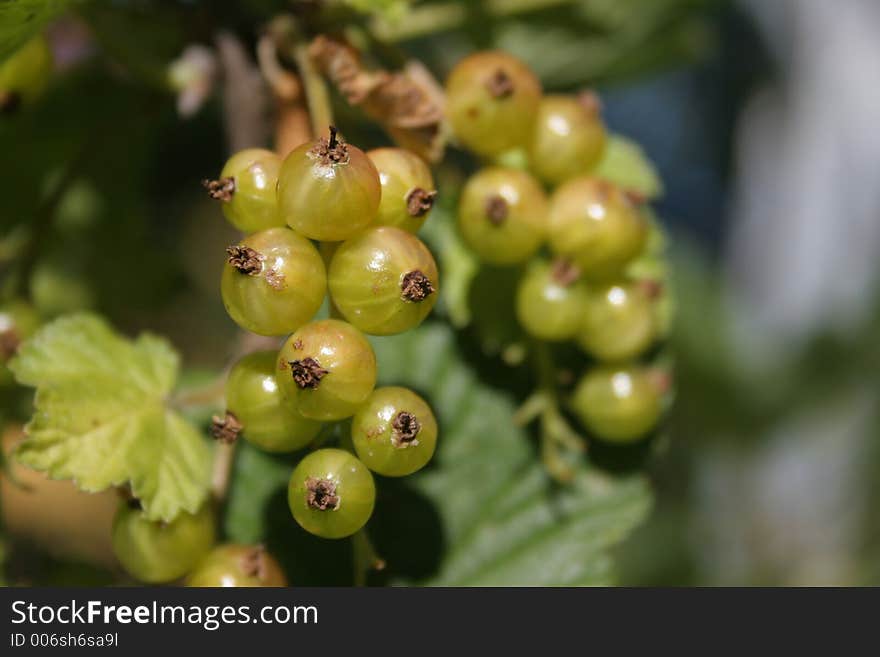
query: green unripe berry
[
  {"left": 208, "top": 148, "right": 284, "bottom": 233},
  {"left": 111, "top": 503, "right": 215, "bottom": 583},
  {"left": 445, "top": 51, "right": 542, "bottom": 157},
  {"left": 223, "top": 351, "right": 321, "bottom": 452},
  {"left": 276, "top": 319, "right": 377, "bottom": 421},
  {"left": 572, "top": 365, "right": 665, "bottom": 443},
  {"left": 577, "top": 280, "right": 658, "bottom": 362},
  {"left": 186, "top": 544, "right": 287, "bottom": 587},
  {"left": 351, "top": 387, "right": 438, "bottom": 477},
  {"left": 515, "top": 259, "right": 588, "bottom": 341},
  {"left": 288, "top": 448, "right": 376, "bottom": 539},
  {"left": 529, "top": 93, "right": 607, "bottom": 185},
  {"left": 548, "top": 177, "right": 648, "bottom": 280},
  {"left": 367, "top": 147, "right": 437, "bottom": 233},
  {"left": 328, "top": 226, "right": 439, "bottom": 336},
  {"left": 277, "top": 128, "right": 381, "bottom": 241},
  {"left": 221, "top": 227, "right": 326, "bottom": 336},
  {"left": 458, "top": 167, "right": 547, "bottom": 265}
]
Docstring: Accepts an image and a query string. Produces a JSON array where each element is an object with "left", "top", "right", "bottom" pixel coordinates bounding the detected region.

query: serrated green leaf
[
  {"left": 9, "top": 313, "right": 212, "bottom": 522},
  {"left": 0, "top": 0, "right": 77, "bottom": 60},
  {"left": 594, "top": 134, "right": 664, "bottom": 199},
  {"left": 372, "top": 323, "right": 652, "bottom": 585}
]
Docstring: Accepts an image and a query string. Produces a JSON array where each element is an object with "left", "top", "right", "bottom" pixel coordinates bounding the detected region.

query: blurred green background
[{"left": 1, "top": 0, "right": 878, "bottom": 586}]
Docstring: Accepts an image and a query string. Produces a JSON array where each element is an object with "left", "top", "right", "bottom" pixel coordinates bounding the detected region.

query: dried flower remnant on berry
[
  {"left": 637, "top": 279, "right": 664, "bottom": 300},
  {"left": 211, "top": 412, "right": 243, "bottom": 443},
  {"left": 226, "top": 245, "right": 265, "bottom": 275},
  {"left": 400, "top": 270, "right": 435, "bottom": 302},
  {"left": 306, "top": 477, "right": 339, "bottom": 511},
  {"left": 485, "top": 69, "right": 514, "bottom": 98},
  {"left": 310, "top": 125, "right": 349, "bottom": 166},
  {"left": 550, "top": 259, "right": 581, "bottom": 286},
  {"left": 240, "top": 545, "right": 268, "bottom": 580},
  {"left": 406, "top": 188, "right": 437, "bottom": 217},
  {"left": 577, "top": 90, "right": 602, "bottom": 114},
  {"left": 391, "top": 411, "right": 421, "bottom": 448},
  {"left": 203, "top": 176, "right": 235, "bottom": 202},
  {"left": 485, "top": 195, "right": 509, "bottom": 225},
  {"left": 289, "top": 357, "right": 329, "bottom": 389}
]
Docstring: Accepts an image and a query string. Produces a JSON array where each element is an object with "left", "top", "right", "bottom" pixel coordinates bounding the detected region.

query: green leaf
[
  {"left": 0, "top": 0, "right": 78, "bottom": 60},
  {"left": 371, "top": 323, "right": 652, "bottom": 585},
  {"left": 343, "top": 0, "right": 411, "bottom": 20},
  {"left": 9, "top": 313, "right": 212, "bottom": 522},
  {"left": 594, "top": 134, "right": 664, "bottom": 199}
]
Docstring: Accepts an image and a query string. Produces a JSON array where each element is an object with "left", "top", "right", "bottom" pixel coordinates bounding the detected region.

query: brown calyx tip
[
  {"left": 623, "top": 189, "right": 647, "bottom": 206},
  {"left": 203, "top": 176, "right": 235, "bottom": 202},
  {"left": 226, "top": 245, "right": 265, "bottom": 275},
  {"left": 406, "top": 188, "right": 437, "bottom": 217},
  {"left": 0, "top": 327, "right": 21, "bottom": 360},
  {"left": 240, "top": 544, "right": 268, "bottom": 580},
  {"left": 400, "top": 270, "right": 435, "bottom": 302},
  {"left": 310, "top": 125, "right": 349, "bottom": 166},
  {"left": 0, "top": 91, "right": 21, "bottom": 115},
  {"left": 577, "top": 90, "right": 603, "bottom": 115},
  {"left": 289, "top": 357, "right": 328, "bottom": 389},
  {"left": 647, "top": 368, "right": 673, "bottom": 395},
  {"left": 485, "top": 69, "right": 514, "bottom": 98},
  {"left": 550, "top": 259, "right": 581, "bottom": 286},
  {"left": 211, "top": 411, "right": 243, "bottom": 444},
  {"left": 306, "top": 477, "right": 340, "bottom": 511},
  {"left": 391, "top": 411, "right": 421, "bottom": 447},
  {"left": 485, "top": 195, "right": 509, "bottom": 225},
  {"left": 637, "top": 279, "right": 664, "bottom": 299}
]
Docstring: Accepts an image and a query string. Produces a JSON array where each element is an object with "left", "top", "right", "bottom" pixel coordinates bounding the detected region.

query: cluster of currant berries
[
  {"left": 213, "top": 128, "right": 440, "bottom": 539},
  {"left": 110, "top": 128, "right": 441, "bottom": 584},
  {"left": 446, "top": 51, "right": 670, "bottom": 448}
]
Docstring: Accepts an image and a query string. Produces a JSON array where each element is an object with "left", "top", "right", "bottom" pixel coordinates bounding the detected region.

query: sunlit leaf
[{"left": 9, "top": 313, "right": 212, "bottom": 521}]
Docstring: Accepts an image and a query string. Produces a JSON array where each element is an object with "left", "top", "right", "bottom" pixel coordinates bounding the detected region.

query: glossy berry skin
[
  {"left": 277, "top": 131, "right": 381, "bottom": 241},
  {"left": 186, "top": 544, "right": 287, "bottom": 587},
  {"left": 111, "top": 504, "right": 215, "bottom": 584},
  {"left": 529, "top": 94, "right": 607, "bottom": 185},
  {"left": 577, "top": 281, "right": 657, "bottom": 362},
  {"left": 288, "top": 448, "right": 375, "bottom": 539},
  {"left": 0, "top": 35, "right": 52, "bottom": 112},
  {"left": 548, "top": 177, "right": 648, "bottom": 280},
  {"left": 221, "top": 227, "right": 326, "bottom": 336},
  {"left": 572, "top": 366, "right": 664, "bottom": 443},
  {"left": 276, "top": 319, "right": 377, "bottom": 421},
  {"left": 515, "top": 260, "right": 588, "bottom": 341},
  {"left": 328, "top": 226, "right": 439, "bottom": 336},
  {"left": 458, "top": 167, "right": 547, "bottom": 265},
  {"left": 351, "top": 387, "right": 438, "bottom": 477},
  {"left": 445, "top": 51, "right": 542, "bottom": 157},
  {"left": 367, "top": 148, "right": 437, "bottom": 233},
  {"left": 225, "top": 351, "right": 321, "bottom": 452},
  {"left": 214, "top": 149, "right": 284, "bottom": 232}
]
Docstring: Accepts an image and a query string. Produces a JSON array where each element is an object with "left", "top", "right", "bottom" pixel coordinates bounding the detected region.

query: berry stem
[
  {"left": 352, "top": 528, "right": 386, "bottom": 586},
  {"left": 524, "top": 340, "right": 586, "bottom": 483},
  {"left": 292, "top": 42, "right": 334, "bottom": 139}
]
